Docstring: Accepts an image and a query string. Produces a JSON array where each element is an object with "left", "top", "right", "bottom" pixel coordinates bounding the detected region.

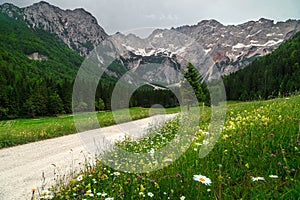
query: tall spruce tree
[{"left": 181, "top": 62, "right": 204, "bottom": 111}]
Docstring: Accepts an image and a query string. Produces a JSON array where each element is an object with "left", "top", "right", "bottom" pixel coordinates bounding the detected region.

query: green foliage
[
  {"left": 225, "top": 31, "right": 300, "bottom": 101},
  {"left": 95, "top": 98, "right": 105, "bottom": 111}
]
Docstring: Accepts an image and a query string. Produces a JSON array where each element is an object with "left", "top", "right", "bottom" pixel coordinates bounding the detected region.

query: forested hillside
[
  {"left": 224, "top": 31, "right": 300, "bottom": 101},
  {"left": 0, "top": 12, "right": 86, "bottom": 119}
]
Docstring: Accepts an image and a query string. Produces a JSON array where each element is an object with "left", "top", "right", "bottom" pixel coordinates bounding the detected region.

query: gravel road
[{"left": 0, "top": 114, "right": 177, "bottom": 200}]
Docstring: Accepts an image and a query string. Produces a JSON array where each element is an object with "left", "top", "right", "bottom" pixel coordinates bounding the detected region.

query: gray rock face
[
  {"left": 174, "top": 18, "right": 300, "bottom": 76},
  {"left": 106, "top": 17, "right": 300, "bottom": 83},
  {"left": 1, "top": 1, "right": 108, "bottom": 56}
]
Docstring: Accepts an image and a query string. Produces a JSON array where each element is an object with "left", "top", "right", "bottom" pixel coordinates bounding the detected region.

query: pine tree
[{"left": 181, "top": 62, "right": 204, "bottom": 111}]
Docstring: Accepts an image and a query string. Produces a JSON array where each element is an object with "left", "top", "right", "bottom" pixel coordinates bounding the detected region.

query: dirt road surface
[{"left": 0, "top": 114, "right": 177, "bottom": 200}]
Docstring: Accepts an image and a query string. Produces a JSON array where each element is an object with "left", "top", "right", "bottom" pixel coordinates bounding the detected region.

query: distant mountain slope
[
  {"left": 224, "top": 31, "right": 300, "bottom": 101},
  {"left": 0, "top": 1, "right": 108, "bottom": 56}
]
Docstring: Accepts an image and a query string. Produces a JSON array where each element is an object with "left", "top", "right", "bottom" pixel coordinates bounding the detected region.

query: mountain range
[
  {"left": 1, "top": 1, "right": 300, "bottom": 82},
  {"left": 1, "top": 1, "right": 300, "bottom": 119}
]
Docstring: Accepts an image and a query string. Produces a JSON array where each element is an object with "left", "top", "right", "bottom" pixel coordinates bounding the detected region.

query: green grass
[
  {"left": 0, "top": 107, "right": 180, "bottom": 149},
  {"left": 40, "top": 95, "right": 300, "bottom": 199}
]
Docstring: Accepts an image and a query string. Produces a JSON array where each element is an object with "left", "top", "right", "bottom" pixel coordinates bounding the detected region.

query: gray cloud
[{"left": 1, "top": 0, "right": 300, "bottom": 35}]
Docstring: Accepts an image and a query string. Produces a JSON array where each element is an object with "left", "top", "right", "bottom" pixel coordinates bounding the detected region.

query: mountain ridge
[{"left": 1, "top": 1, "right": 300, "bottom": 80}]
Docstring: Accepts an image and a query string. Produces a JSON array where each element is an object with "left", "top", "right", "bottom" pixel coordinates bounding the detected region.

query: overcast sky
[{"left": 1, "top": 0, "right": 300, "bottom": 36}]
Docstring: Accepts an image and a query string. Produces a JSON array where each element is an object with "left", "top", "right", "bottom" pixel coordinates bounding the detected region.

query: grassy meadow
[
  {"left": 36, "top": 95, "right": 300, "bottom": 199},
  {"left": 0, "top": 107, "right": 180, "bottom": 149}
]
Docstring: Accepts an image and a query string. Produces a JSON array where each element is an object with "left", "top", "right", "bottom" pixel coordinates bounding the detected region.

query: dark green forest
[
  {"left": 0, "top": 12, "right": 85, "bottom": 119},
  {"left": 224, "top": 31, "right": 300, "bottom": 101}
]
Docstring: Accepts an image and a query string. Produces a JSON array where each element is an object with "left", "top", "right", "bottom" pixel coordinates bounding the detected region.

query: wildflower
[
  {"left": 203, "top": 131, "right": 209, "bottom": 135},
  {"left": 151, "top": 179, "right": 156, "bottom": 183},
  {"left": 222, "top": 134, "right": 229, "bottom": 140},
  {"left": 105, "top": 198, "right": 114, "bottom": 200},
  {"left": 76, "top": 175, "right": 83, "bottom": 181},
  {"left": 207, "top": 189, "right": 211, "bottom": 192},
  {"left": 163, "top": 158, "right": 173, "bottom": 162},
  {"left": 175, "top": 173, "right": 181, "bottom": 177},
  {"left": 277, "top": 162, "right": 282, "bottom": 166},
  {"left": 113, "top": 172, "right": 120, "bottom": 176},
  {"left": 149, "top": 148, "right": 155, "bottom": 156},
  {"left": 203, "top": 140, "right": 209, "bottom": 145},
  {"left": 139, "top": 192, "right": 145, "bottom": 197},
  {"left": 102, "top": 193, "right": 108, "bottom": 197},
  {"left": 148, "top": 192, "right": 154, "bottom": 198},
  {"left": 193, "top": 174, "right": 212, "bottom": 185},
  {"left": 291, "top": 168, "right": 296, "bottom": 173},
  {"left": 180, "top": 196, "right": 186, "bottom": 200},
  {"left": 251, "top": 177, "right": 265, "bottom": 181},
  {"left": 40, "top": 190, "right": 54, "bottom": 199},
  {"left": 140, "top": 184, "right": 146, "bottom": 192},
  {"left": 269, "top": 175, "right": 278, "bottom": 178}
]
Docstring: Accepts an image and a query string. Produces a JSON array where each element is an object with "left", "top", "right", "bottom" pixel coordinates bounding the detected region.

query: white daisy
[
  {"left": 269, "top": 175, "right": 279, "bottom": 179},
  {"left": 139, "top": 192, "right": 145, "bottom": 197},
  {"left": 163, "top": 158, "right": 173, "bottom": 162},
  {"left": 193, "top": 174, "right": 212, "bottom": 185},
  {"left": 251, "top": 176, "right": 265, "bottom": 181},
  {"left": 113, "top": 172, "right": 120, "bottom": 176},
  {"left": 76, "top": 175, "right": 83, "bottom": 182},
  {"left": 148, "top": 192, "right": 154, "bottom": 198}
]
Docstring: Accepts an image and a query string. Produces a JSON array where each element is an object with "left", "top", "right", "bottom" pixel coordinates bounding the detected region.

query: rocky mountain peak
[
  {"left": 0, "top": 1, "right": 108, "bottom": 56},
  {"left": 197, "top": 19, "right": 223, "bottom": 27},
  {"left": 0, "top": 3, "right": 22, "bottom": 19}
]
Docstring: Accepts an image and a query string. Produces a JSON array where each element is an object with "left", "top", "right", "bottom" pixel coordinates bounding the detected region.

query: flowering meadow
[{"left": 37, "top": 95, "right": 300, "bottom": 199}]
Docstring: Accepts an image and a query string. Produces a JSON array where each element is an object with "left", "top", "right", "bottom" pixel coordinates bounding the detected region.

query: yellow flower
[
  {"left": 245, "top": 163, "right": 249, "bottom": 168},
  {"left": 140, "top": 184, "right": 146, "bottom": 192},
  {"left": 222, "top": 134, "right": 229, "bottom": 140}
]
